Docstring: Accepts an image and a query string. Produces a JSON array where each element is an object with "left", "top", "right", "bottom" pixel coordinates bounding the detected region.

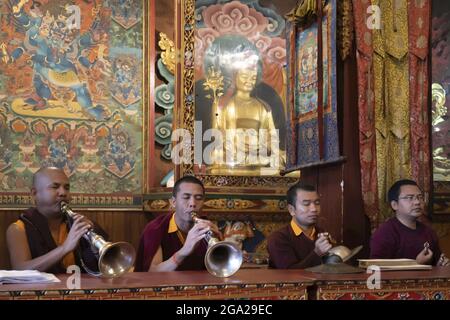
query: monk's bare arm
[
  {"left": 148, "top": 246, "right": 185, "bottom": 271},
  {"left": 6, "top": 223, "right": 69, "bottom": 271}
]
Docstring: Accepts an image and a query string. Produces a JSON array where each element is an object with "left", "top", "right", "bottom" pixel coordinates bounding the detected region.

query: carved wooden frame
[{"left": 175, "top": 0, "right": 298, "bottom": 195}]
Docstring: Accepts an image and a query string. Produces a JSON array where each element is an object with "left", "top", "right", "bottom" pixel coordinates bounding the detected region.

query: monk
[
  {"left": 6, "top": 167, "right": 107, "bottom": 273},
  {"left": 267, "top": 183, "right": 333, "bottom": 269},
  {"left": 135, "top": 176, "right": 221, "bottom": 271},
  {"left": 370, "top": 179, "right": 449, "bottom": 266}
]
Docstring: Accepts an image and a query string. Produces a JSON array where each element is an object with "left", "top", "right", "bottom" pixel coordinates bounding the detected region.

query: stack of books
[{"left": 358, "top": 259, "right": 432, "bottom": 271}]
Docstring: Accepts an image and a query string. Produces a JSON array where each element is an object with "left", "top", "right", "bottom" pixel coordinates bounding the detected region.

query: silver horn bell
[
  {"left": 60, "top": 202, "right": 136, "bottom": 278},
  {"left": 192, "top": 212, "right": 243, "bottom": 277},
  {"left": 204, "top": 235, "right": 243, "bottom": 278}
]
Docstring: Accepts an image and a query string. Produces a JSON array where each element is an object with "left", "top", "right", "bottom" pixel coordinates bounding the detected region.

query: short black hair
[
  {"left": 287, "top": 183, "right": 317, "bottom": 207},
  {"left": 172, "top": 175, "right": 205, "bottom": 197},
  {"left": 388, "top": 179, "right": 420, "bottom": 203}
]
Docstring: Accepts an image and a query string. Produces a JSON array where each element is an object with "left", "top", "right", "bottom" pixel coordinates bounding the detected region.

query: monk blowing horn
[{"left": 60, "top": 201, "right": 136, "bottom": 278}]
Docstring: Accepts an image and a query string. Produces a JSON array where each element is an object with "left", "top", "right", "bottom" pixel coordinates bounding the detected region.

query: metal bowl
[{"left": 324, "top": 245, "right": 363, "bottom": 263}]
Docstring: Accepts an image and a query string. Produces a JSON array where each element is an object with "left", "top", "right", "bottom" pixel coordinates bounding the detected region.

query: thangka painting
[
  {"left": 432, "top": 0, "right": 450, "bottom": 215},
  {"left": 285, "top": 0, "right": 339, "bottom": 170},
  {"left": 193, "top": 0, "right": 290, "bottom": 178},
  {"left": 0, "top": 0, "right": 151, "bottom": 208}
]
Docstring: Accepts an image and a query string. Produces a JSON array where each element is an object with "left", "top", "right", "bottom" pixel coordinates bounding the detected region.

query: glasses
[{"left": 398, "top": 194, "right": 424, "bottom": 202}]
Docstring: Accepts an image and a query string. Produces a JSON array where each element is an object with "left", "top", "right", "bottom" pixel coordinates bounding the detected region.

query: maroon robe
[
  {"left": 134, "top": 213, "right": 207, "bottom": 272},
  {"left": 370, "top": 217, "right": 442, "bottom": 265},
  {"left": 19, "top": 207, "right": 105, "bottom": 274},
  {"left": 267, "top": 224, "right": 323, "bottom": 269}
]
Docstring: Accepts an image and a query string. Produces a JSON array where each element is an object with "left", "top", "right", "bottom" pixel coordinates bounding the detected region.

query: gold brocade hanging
[
  {"left": 409, "top": 0, "right": 431, "bottom": 198},
  {"left": 286, "top": 0, "right": 326, "bottom": 22},
  {"left": 354, "top": 0, "right": 430, "bottom": 228},
  {"left": 373, "top": 0, "right": 411, "bottom": 221},
  {"left": 353, "top": 0, "right": 380, "bottom": 229}
]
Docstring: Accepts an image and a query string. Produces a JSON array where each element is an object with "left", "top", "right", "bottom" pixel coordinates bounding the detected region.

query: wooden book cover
[{"left": 358, "top": 259, "right": 432, "bottom": 270}]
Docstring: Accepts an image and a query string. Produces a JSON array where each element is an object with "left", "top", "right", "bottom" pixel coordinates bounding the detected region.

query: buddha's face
[{"left": 235, "top": 68, "right": 257, "bottom": 93}]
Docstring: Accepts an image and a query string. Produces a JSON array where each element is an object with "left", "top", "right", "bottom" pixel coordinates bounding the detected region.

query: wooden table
[
  {"left": 0, "top": 269, "right": 314, "bottom": 300},
  {"left": 2, "top": 268, "right": 450, "bottom": 300}
]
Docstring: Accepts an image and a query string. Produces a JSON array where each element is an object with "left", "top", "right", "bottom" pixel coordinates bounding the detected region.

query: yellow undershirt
[
  {"left": 15, "top": 220, "right": 76, "bottom": 269},
  {"left": 168, "top": 213, "right": 186, "bottom": 244},
  {"left": 290, "top": 218, "right": 316, "bottom": 240}
]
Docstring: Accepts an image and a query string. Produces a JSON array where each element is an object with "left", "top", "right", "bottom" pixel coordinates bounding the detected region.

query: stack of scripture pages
[
  {"left": 358, "top": 259, "right": 432, "bottom": 271},
  {"left": 0, "top": 270, "right": 60, "bottom": 284}
]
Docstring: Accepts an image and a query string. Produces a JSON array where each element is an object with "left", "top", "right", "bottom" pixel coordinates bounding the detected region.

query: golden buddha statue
[
  {"left": 197, "top": 34, "right": 293, "bottom": 176},
  {"left": 208, "top": 66, "right": 285, "bottom": 175}
]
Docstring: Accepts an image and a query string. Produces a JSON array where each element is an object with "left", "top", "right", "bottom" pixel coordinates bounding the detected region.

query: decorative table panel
[
  {"left": 303, "top": 267, "right": 450, "bottom": 300},
  {"left": 0, "top": 269, "right": 312, "bottom": 300}
]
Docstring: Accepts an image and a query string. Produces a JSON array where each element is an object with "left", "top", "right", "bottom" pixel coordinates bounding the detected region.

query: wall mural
[{"left": 0, "top": 0, "right": 151, "bottom": 208}]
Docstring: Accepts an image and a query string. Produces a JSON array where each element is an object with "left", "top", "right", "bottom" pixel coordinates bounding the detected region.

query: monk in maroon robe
[
  {"left": 135, "top": 176, "right": 221, "bottom": 272},
  {"left": 370, "top": 179, "right": 449, "bottom": 266},
  {"left": 6, "top": 167, "right": 102, "bottom": 273},
  {"left": 267, "top": 183, "right": 333, "bottom": 269}
]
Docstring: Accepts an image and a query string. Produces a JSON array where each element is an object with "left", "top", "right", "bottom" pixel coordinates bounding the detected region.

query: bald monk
[
  {"left": 135, "top": 176, "right": 221, "bottom": 271},
  {"left": 6, "top": 167, "right": 106, "bottom": 273}
]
